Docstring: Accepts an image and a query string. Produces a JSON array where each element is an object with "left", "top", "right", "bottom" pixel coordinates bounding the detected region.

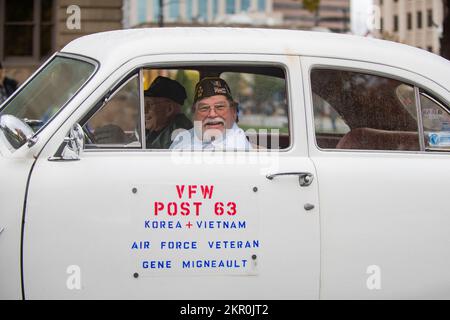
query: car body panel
[
  {"left": 62, "top": 28, "right": 450, "bottom": 94},
  {"left": 302, "top": 56, "right": 450, "bottom": 299},
  {"left": 22, "top": 54, "right": 321, "bottom": 299}
]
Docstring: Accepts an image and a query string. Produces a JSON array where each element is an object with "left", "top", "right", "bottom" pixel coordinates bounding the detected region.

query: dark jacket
[
  {"left": 146, "top": 113, "right": 193, "bottom": 149},
  {"left": 2, "top": 77, "right": 18, "bottom": 97}
]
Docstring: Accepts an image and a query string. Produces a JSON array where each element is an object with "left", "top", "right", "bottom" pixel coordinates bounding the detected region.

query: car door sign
[{"left": 130, "top": 184, "right": 260, "bottom": 276}]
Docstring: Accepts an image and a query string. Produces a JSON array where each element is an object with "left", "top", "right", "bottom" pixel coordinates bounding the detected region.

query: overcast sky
[{"left": 351, "top": 0, "right": 373, "bottom": 35}]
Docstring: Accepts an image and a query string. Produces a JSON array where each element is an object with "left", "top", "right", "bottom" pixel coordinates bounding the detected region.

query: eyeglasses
[{"left": 196, "top": 103, "right": 230, "bottom": 114}]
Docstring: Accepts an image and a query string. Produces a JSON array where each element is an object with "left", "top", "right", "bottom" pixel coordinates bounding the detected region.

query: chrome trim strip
[
  {"left": 415, "top": 86, "right": 426, "bottom": 152},
  {"left": 420, "top": 91, "right": 450, "bottom": 152},
  {"left": 56, "top": 52, "right": 99, "bottom": 69},
  {"left": 421, "top": 92, "right": 450, "bottom": 115},
  {"left": 425, "top": 147, "right": 450, "bottom": 152},
  {"left": 139, "top": 69, "right": 146, "bottom": 150}
]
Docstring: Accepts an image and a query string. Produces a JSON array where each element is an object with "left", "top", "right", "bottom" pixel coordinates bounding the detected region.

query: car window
[
  {"left": 313, "top": 92, "right": 350, "bottom": 135},
  {"left": 142, "top": 66, "right": 290, "bottom": 151},
  {"left": 142, "top": 69, "right": 199, "bottom": 120},
  {"left": 311, "top": 69, "right": 420, "bottom": 151},
  {"left": 0, "top": 56, "right": 95, "bottom": 136},
  {"left": 420, "top": 92, "right": 450, "bottom": 150},
  {"left": 83, "top": 75, "right": 142, "bottom": 148},
  {"left": 220, "top": 72, "right": 289, "bottom": 133}
]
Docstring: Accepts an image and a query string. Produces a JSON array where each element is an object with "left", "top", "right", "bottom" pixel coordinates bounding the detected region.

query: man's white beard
[{"left": 194, "top": 118, "right": 226, "bottom": 142}]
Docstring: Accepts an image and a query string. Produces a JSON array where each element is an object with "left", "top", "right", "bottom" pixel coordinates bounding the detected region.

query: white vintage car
[{"left": 1, "top": 28, "right": 450, "bottom": 300}]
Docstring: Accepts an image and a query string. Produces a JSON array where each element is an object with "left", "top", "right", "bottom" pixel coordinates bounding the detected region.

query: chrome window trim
[
  {"left": 57, "top": 52, "right": 99, "bottom": 69},
  {"left": 420, "top": 91, "right": 450, "bottom": 115},
  {"left": 139, "top": 69, "right": 146, "bottom": 150},
  {"left": 415, "top": 86, "right": 426, "bottom": 152},
  {"left": 420, "top": 91, "right": 450, "bottom": 152},
  {"left": 84, "top": 144, "right": 142, "bottom": 149}
]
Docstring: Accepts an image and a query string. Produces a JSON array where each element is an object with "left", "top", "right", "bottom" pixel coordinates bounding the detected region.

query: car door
[
  {"left": 302, "top": 57, "right": 450, "bottom": 299},
  {"left": 23, "top": 54, "right": 320, "bottom": 299}
]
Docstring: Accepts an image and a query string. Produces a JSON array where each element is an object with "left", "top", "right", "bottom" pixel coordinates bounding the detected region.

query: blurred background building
[
  {"left": 0, "top": 0, "right": 123, "bottom": 83},
  {"left": 373, "top": 0, "right": 444, "bottom": 54},
  {"left": 272, "top": 0, "right": 350, "bottom": 32},
  {"left": 124, "top": 0, "right": 349, "bottom": 31},
  {"left": 124, "top": 0, "right": 350, "bottom": 32},
  {"left": 1, "top": 0, "right": 448, "bottom": 84},
  {"left": 124, "top": 0, "right": 282, "bottom": 27}
]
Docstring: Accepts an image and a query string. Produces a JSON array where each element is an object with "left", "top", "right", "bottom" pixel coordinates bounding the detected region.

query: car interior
[{"left": 151, "top": 65, "right": 291, "bottom": 150}]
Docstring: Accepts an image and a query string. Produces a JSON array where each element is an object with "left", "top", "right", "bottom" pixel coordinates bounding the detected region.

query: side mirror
[
  {"left": 0, "top": 114, "right": 35, "bottom": 151},
  {"left": 61, "top": 123, "right": 84, "bottom": 160},
  {"left": 49, "top": 123, "right": 84, "bottom": 161}
]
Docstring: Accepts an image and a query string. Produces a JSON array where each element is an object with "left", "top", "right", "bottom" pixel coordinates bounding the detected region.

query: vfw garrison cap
[{"left": 194, "top": 77, "right": 234, "bottom": 103}]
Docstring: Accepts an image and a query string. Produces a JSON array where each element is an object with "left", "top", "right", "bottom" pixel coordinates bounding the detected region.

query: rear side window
[
  {"left": 419, "top": 92, "right": 450, "bottom": 150},
  {"left": 311, "top": 69, "right": 420, "bottom": 151}
]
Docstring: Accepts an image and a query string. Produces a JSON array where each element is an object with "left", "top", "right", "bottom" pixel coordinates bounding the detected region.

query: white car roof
[{"left": 62, "top": 27, "right": 450, "bottom": 91}]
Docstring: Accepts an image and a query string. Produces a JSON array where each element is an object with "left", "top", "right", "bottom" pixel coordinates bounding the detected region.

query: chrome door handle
[
  {"left": 0, "top": 227, "right": 4, "bottom": 235},
  {"left": 266, "top": 172, "right": 314, "bottom": 187}
]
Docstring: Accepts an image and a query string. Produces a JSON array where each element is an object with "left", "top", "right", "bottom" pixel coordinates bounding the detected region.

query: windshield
[{"left": 0, "top": 55, "right": 95, "bottom": 134}]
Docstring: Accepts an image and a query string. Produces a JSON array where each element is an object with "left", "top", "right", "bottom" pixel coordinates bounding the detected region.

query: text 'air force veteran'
[{"left": 170, "top": 77, "right": 252, "bottom": 151}]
